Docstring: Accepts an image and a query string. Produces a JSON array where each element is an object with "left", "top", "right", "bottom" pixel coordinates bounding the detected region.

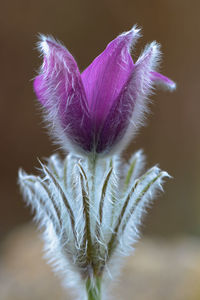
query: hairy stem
[
  {"left": 86, "top": 277, "right": 102, "bottom": 300},
  {"left": 90, "top": 154, "right": 97, "bottom": 207}
]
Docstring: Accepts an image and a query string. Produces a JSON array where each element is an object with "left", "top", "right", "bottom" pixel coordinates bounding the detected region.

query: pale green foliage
[{"left": 18, "top": 151, "right": 169, "bottom": 299}]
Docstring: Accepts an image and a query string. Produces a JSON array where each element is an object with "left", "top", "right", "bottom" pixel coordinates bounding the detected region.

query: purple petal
[
  {"left": 96, "top": 42, "right": 162, "bottom": 154},
  {"left": 34, "top": 75, "right": 47, "bottom": 106},
  {"left": 150, "top": 71, "right": 176, "bottom": 90},
  {"left": 81, "top": 26, "right": 141, "bottom": 128},
  {"left": 33, "top": 36, "right": 92, "bottom": 152}
]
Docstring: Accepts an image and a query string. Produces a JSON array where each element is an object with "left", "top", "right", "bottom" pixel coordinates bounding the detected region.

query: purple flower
[{"left": 34, "top": 26, "right": 175, "bottom": 155}]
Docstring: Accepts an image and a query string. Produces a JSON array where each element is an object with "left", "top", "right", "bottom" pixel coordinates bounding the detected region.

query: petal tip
[
  {"left": 168, "top": 80, "right": 176, "bottom": 91},
  {"left": 130, "top": 25, "right": 142, "bottom": 37},
  {"left": 120, "top": 25, "right": 142, "bottom": 48},
  {"left": 37, "top": 34, "right": 51, "bottom": 55},
  {"left": 136, "top": 41, "right": 161, "bottom": 70},
  {"left": 149, "top": 41, "right": 161, "bottom": 55},
  {"left": 151, "top": 71, "right": 176, "bottom": 92},
  {"left": 37, "top": 34, "right": 61, "bottom": 56}
]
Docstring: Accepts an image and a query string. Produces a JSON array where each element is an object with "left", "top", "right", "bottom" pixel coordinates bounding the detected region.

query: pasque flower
[
  {"left": 34, "top": 26, "right": 175, "bottom": 156},
  {"left": 19, "top": 26, "right": 175, "bottom": 300}
]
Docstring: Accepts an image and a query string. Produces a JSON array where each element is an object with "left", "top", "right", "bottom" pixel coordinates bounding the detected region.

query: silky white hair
[{"left": 19, "top": 150, "right": 169, "bottom": 298}]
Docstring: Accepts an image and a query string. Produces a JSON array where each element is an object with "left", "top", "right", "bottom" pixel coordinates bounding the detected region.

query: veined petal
[
  {"left": 96, "top": 42, "right": 162, "bottom": 154},
  {"left": 150, "top": 71, "right": 176, "bottom": 90},
  {"left": 33, "top": 36, "right": 92, "bottom": 152},
  {"left": 81, "top": 26, "right": 141, "bottom": 127}
]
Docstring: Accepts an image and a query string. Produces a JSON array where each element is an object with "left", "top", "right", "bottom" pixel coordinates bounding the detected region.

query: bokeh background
[{"left": 1, "top": 0, "right": 200, "bottom": 299}]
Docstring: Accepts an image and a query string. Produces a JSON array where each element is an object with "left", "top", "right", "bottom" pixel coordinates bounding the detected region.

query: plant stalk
[{"left": 86, "top": 277, "right": 102, "bottom": 300}]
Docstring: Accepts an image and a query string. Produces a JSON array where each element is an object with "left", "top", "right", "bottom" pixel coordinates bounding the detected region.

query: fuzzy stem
[
  {"left": 90, "top": 155, "right": 97, "bottom": 206},
  {"left": 86, "top": 277, "right": 102, "bottom": 300}
]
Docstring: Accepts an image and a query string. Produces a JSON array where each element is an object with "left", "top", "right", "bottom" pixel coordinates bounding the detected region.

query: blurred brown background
[
  {"left": 0, "top": 0, "right": 200, "bottom": 298},
  {"left": 1, "top": 0, "right": 199, "bottom": 239}
]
